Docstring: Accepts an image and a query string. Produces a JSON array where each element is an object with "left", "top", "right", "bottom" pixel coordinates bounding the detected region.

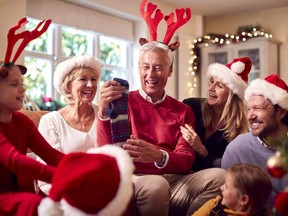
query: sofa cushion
[{"left": 19, "top": 110, "right": 49, "bottom": 127}]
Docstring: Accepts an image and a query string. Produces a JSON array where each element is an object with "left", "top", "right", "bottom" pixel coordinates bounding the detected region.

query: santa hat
[
  {"left": 38, "top": 145, "right": 134, "bottom": 216},
  {"left": 207, "top": 57, "right": 252, "bottom": 99},
  {"left": 245, "top": 74, "right": 288, "bottom": 110},
  {"left": 54, "top": 55, "right": 101, "bottom": 94}
]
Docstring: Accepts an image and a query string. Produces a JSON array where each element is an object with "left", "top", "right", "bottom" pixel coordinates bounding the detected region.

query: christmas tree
[{"left": 267, "top": 135, "right": 288, "bottom": 215}]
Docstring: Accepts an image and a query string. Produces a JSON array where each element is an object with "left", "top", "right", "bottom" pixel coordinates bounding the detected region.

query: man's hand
[
  {"left": 98, "top": 80, "right": 126, "bottom": 119},
  {"left": 123, "top": 135, "right": 162, "bottom": 163}
]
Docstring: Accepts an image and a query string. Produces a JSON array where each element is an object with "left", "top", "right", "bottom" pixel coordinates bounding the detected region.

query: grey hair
[{"left": 140, "top": 42, "right": 174, "bottom": 67}]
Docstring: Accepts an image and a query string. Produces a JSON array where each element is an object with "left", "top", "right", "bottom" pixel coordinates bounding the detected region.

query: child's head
[
  {"left": 0, "top": 64, "right": 26, "bottom": 112},
  {"left": 220, "top": 164, "right": 272, "bottom": 214}
]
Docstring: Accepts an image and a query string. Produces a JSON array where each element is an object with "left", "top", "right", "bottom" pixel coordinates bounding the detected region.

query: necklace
[{"left": 75, "top": 106, "right": 94, "bottom": 130}]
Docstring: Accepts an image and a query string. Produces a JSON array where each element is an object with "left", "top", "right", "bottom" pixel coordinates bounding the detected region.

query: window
[
  {"left": 99, "top": 35, "right": 131, "bottom": 87},
  {"left": 61, "top": 26, "right": 94, "bottom": 57},
  {"left": 24, "top": 18, "right": 133, "bottom": 107}
]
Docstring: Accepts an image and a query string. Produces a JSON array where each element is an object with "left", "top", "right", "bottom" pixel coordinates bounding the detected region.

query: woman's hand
[{"left": 180, "top": 124, "right": 208, "bottom": 157}]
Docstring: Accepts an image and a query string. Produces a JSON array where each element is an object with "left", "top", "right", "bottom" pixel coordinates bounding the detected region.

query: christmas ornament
[
  {"left": 274, "top": 190, "right": 288, "bottom": 215},
  {"left": 267, "top": 151, "right": 287, "bottom": 178}
]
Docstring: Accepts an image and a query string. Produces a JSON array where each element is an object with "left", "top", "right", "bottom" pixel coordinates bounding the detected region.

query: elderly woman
[
  {"left": 37, "top": 55, "right": 101, "bottom": 194},
  {"left": 181, "top": 57, "right": 251, "bottom": 171}
]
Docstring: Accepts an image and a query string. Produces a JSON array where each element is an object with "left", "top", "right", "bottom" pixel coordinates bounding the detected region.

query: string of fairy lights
[{"left": 187, "top": 25, "right": 273, "bottom": 96}]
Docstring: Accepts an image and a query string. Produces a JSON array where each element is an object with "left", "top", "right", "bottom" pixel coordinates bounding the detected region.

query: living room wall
[{"left": 204, "top": 6, "right": 288, "bottom": 83}]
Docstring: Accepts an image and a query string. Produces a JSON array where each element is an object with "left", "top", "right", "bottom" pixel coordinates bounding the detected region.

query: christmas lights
[{"left": 188, "top": 25, "right": 273, "bottom": 96}]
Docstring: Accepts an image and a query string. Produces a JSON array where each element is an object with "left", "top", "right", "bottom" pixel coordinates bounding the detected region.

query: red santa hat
[
  {"left": 38, "top": 145, "right": 134, "bottom": 216},
  {"left": 207, "top": 57, "right": 252, "bottom": 99},
  {"left": 245, "top": 74, "right": 288, "bottom": 110},
  {"left": 54, "top": 55, "right": 101, "bottom": 95}
]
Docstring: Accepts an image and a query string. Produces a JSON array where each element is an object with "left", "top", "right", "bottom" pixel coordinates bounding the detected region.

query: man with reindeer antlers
[{"left": 97, "top": 1, "right": 226, "bottom": 215}]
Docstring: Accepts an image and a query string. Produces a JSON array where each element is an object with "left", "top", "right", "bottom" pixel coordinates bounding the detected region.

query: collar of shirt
[
  {"left": 139, "top": 88, "right": 166, "bottom": 104},
  {"left": 256, "top": 136, "right": 274, "bottom": 149}
]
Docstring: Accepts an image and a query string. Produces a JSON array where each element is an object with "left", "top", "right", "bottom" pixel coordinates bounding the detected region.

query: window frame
[{"left": 24, "top": 18, "right": 134, "bottom": 104}]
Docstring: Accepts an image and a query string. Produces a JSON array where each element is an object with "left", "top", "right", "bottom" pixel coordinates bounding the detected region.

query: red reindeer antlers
[
  {"left": 163, "top": 8, "right": 191, "bottom": 45},
  {"left": 140, "top": 0, "right": 191, "bottom": 46},
  {"left": 4, "top": 17, "right": 51, "bottom": 65},
  {"left": 140, "top": 0, "right": 164, "bottom": 42}
]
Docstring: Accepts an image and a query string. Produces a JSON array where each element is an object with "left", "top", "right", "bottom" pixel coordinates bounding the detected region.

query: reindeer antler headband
[
  {"left": 139, "top": 0, "right": 191, "bottom": 52},
  {"left": 0, "top": 17, "right": 51, "bottom": 79}
]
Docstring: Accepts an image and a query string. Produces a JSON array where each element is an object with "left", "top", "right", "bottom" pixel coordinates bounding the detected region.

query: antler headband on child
[
  {"left": 139, "top": 0, "right": 192, "bottom": 52},
  {"left": 0, "top": 17, "right": 51, "bottom": 79}
]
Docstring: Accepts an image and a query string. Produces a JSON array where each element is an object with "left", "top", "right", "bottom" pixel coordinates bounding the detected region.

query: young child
[
  {"left": 192, "top": 164, "right": 272, "bottom": 216},
  {"left": 0, "top": 18, "right": 64, "bottom": 216}
]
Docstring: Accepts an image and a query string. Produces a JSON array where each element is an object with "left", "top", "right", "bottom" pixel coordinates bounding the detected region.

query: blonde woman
[
  {"left": 181, "top": 57, "right": 251, "bottom": 171},
  {"left": 37, "top": 55, "right": 101, "bottom": 194}
]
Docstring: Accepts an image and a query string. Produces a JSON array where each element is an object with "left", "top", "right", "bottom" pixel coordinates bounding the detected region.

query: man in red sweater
[{"left": 97, "top": 40, "right": 226, "bottom": 216}]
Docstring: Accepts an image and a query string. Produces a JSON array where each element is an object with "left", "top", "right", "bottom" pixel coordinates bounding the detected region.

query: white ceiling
[
  {"left": 62, "top": 0, "right": 288, "bottom": 17},
  {"left": 159, "top": 0, "right": 288, "bottom": 16}
]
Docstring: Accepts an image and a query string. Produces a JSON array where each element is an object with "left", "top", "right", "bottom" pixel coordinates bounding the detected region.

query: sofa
[{"left": 19, "top": 110, "right": 49, "bottom": 127}]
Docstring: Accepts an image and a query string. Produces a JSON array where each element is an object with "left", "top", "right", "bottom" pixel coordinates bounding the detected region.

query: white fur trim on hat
[
  {"left": 53, "top": 55, "right": 101, "bottom": 94},
  {"left": 245, "top": 78, "right": 288, "bottom": 110},
  {"left": 38, "top": 197, "right": 63, "bottom": 216},
  {"left": 207, "top": 63, "right": 247, "bottom": 99}
]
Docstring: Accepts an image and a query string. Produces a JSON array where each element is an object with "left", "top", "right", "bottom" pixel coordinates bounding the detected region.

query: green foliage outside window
[
  {"left": 25, "top": 19, "right": 50, "bottom": 104},
  {"left": 100, "top": 38, "right": 121, "bottom": 65},
  {"left": 62, "top": 27, "right": 90, "bottom": 57},
  {"left": 24, "top": 57, "right": 48, "bottom": 103},
  {"left": 100, "top": 36, "right": 126, "bottom": 84}
]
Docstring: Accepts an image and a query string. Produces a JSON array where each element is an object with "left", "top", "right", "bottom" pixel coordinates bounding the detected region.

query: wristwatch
[{"left": 156, "top": 150, "right": 167, "bottom": 167}]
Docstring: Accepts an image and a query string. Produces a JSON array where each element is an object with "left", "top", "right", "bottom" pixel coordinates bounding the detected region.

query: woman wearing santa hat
[
  {"left": 181, "top": 57, "right": 251, "bottom": 171},
  {"left": 36, "top": 55, "right": 101, "bottom": 195}
]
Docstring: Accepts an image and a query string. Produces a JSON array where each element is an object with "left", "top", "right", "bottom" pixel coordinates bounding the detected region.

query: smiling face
[
  {"left": 0, "top": 65, "right": 25, "bottom": 114},
  {"left": 68, "top": 67, "right": 99, "bottom": 104},
  {"left": 139, "top": 49, "right": 172, "bottom": 103},
  {"left": 207, "top": 76, "right": 230, "bottom": 109},
  {"left": 246, "top": 94, "right": 280, "bottom": 139}
]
